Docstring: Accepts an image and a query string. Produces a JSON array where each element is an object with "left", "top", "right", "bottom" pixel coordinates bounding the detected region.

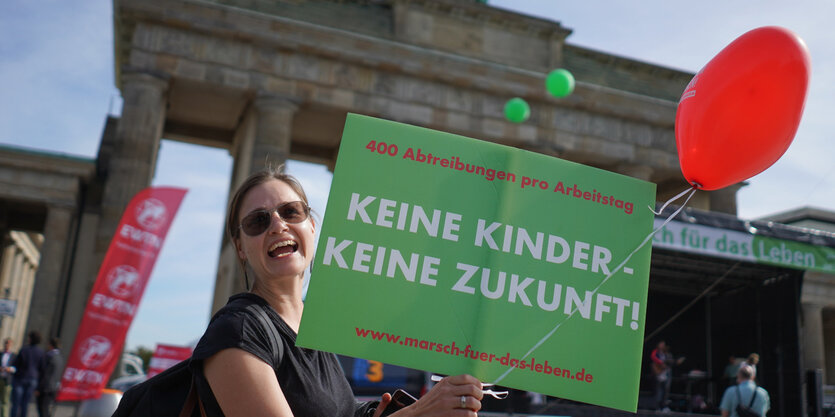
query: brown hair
[{"left": 225, "top": 166, "right": 310, "bottom": 242}]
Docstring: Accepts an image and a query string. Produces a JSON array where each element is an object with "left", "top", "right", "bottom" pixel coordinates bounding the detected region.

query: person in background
[
  {"left": 745, "top": 353, "right": 759, "bottom": 380},
  {"left": 36, "top": 338, "right": 63, "bottom": 417},
  {"left": 650, "top": 341, "right": 684, "bottom": 412},
  {"left": 723, "top": 356, "right": 744, "bottom": 390},
  {"left": 190, "top": 167, "right": 484, "bottom": 416},
  {"left": 719, "top": 364, "right": 769, "bottom": 417},
  {"left": 11, "top": 332, "right": 44, "bottom": 417},
  {"left": 0, "top": 339, "right": 16, "bottom": 417}
]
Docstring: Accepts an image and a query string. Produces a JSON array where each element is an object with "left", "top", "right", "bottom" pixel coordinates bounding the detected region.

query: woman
[{"left": 190, "top": 167, "right": 484, "bottom": 416}]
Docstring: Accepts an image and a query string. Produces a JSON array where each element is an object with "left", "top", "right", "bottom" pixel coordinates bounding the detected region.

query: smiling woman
[{"left": 184, "top": 166, "right": 486, "bottom": 417}]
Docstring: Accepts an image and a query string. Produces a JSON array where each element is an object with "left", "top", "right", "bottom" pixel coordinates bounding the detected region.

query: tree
[{"left": 131, "top": 346, "right": 154, "bottom": 373}]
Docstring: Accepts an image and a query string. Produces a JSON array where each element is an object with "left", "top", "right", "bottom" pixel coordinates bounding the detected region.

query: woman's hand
[
  {"left": 390, "top": 374, "right": 483, "bottom": 417},
  {"left": 371, "top": 392, "right": 392, "bottom": 417}
]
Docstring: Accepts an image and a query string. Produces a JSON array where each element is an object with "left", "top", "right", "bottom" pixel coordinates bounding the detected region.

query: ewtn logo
[
  {"left": 106, "top": 265, "right": 140, "bottom": 298},
  {"left": 79, "top": 336, "right": 113, "bottom": 368},
  {"left": 135, "top": 198, "right": 167, "bottom": 231}
]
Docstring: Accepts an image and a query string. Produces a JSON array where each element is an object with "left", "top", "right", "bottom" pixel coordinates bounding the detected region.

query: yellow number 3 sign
[{"left": 366, "top": 360, "right": 384, "bottom": 383}]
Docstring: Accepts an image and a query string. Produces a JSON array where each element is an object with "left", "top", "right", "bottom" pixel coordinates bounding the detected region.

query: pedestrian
[
  {"left": 719, "top": 364, "right": 769, "bottom": 417},
  {"left": 36, "top": 338, "right": 62, "bottom": 417},
  {"left": 0, "top": 339, "right": 15, "bottom": 417},
  {"left": 11, "top": 332, "right": 44, "bottom": 417}
]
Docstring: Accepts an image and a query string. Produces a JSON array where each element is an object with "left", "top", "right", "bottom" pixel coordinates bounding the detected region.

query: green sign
[
  {"left": 653, "top": 219, "right": 835, "bottom": 273},
  {"left": 297, "top": 114, "right": 656, "bottom": 412}
]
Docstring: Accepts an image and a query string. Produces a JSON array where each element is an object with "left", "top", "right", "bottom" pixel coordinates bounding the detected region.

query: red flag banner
[
  {"left": 57, "top": 186, "right": 187, "bottom": 401},
  {"left": 147, "top": 344, "right": 193, "bottom": 378}
]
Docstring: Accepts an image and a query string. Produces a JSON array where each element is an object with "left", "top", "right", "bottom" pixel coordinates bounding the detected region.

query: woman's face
[{"left": 235, "top": 179, "right": 315, "bottom": 283}]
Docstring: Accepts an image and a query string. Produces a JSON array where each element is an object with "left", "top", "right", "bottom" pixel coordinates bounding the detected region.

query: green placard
[
  {"left": 754, "top": 235, "right": 835, "bottom": 272},
  {"left": 653, "top": 219, "right": 835, "bottom": 273},
  {"left": 297, "top": 114, "right": 656, "bottom": 412}
]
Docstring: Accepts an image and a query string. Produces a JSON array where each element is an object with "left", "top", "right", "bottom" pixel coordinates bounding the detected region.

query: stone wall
[
  {"left": 0, "top": 145, "right": 95, "bottom": 346},
  {"left": 116, "top": 0, "right": 690, "bottom": 187}
]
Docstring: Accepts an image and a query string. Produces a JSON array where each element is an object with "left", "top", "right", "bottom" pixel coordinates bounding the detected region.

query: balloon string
[
  {"left": 650, "top": 184, "right": 698, "bottom": 215},
  {"left": 490, "top": 187, "right": 698, "bottom": 386}
]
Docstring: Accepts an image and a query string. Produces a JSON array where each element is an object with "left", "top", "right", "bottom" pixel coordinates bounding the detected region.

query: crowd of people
[{"left": 0, "top": 332, "right": 63, "bottom": 417}]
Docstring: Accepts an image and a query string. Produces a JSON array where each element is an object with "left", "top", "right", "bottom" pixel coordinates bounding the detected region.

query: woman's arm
[{"left": 204, "top": 348, "right": 294, "bottom": 417}]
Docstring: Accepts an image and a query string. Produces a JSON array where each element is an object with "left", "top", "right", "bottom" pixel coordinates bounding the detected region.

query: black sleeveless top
[{"left": 190, "top": 293, "right": 369, "bottom": 417}]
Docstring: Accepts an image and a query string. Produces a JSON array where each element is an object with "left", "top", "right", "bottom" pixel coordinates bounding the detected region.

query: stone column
[
  {"left": 7, "top": 248, "right": 23, "bottom": 308},
  {"left": 0, "top": 239, "right": 13, "bottom": 342},
  {"left": 213, "top": 95, "right": 298, "bottom": 313},
  {"left": 239, "top": 94, "right": 298, "bottom": 177},
  {"left": 58, "top": 211, "right": 101, "bottom": 357},
  {"left": 803, "top": 303, "right": 826, "bottom": 373},
  {"left": 25, "top": 205, "right": 74, "bottom": 339},
  {"left": 17, "top": 261, "right": 37, "bottom": 348},
  {"left": 8, "top": 248, "right": 26, "bottom": 350},
  {"left": 96, "top": 71, "right": 168, "bottom": 266},
  {"left": 0, "top": 238, "right": 14, "bottom": 296},
  {"left": 824, "top": 308, "right": 835, "bottom": 384}
]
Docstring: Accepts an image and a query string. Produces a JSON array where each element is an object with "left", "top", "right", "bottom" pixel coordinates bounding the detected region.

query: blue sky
[{"left": 2, "top": 0, "right": 833, "bottom": 351}]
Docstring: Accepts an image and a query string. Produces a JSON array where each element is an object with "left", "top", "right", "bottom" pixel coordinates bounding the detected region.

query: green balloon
[
  {"left": 504, "top": 97, "right": 530, "bottom": 123},
  {"left": 546, "top": 68, "right": 575, "bottom": 98}
]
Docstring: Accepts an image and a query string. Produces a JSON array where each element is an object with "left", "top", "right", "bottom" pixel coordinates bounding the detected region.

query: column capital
[
  {"left": 46, "top": 201, "right": 79, "bottom": 211},
  {"left": 119, "top": 68, "right": 170, "bottom": 92},
  {"left": 804, "top": 302, "right": 826, "bottom": 313},
  {"left": 8, "top": 231, "right": 40, "bottom": 266},
  {"left": 802, "top": 272, "right": 835, "bottom": 307},
  {"left": 253, "top": 93, "right": 299, "bottom": 113}
]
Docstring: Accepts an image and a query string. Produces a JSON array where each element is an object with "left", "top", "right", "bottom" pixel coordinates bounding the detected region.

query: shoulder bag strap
[
  {"left": 245, "top": 303, "right": 284, "bottom": 366},
  {"left": 748, "top": 387, "right": 758, "bottom": 407},
  {"left": 179, "top": 378, "right": 207, "bottom": 417}
]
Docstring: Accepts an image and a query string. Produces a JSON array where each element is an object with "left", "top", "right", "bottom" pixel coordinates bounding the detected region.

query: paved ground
[
  {"left": 45, "top": 402, "right": 81, "bottom": 417},
  {"left": 36, "top": 399, "right": 719, "bottom": 417},
  {"left": 26, "top": 400, "right": 114, "bottom": 417}
]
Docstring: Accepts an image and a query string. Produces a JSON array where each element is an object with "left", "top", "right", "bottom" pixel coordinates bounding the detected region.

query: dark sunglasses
[{"left": 239, "top": 201, "right": 311, "bottom": 236}]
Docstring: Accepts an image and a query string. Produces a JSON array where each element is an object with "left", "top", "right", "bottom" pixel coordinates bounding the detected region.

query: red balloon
[{"left": 675, "top": 26, "right": 810, "bottom": 190}]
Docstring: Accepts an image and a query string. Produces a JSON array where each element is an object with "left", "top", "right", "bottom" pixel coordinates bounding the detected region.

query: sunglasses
[{"left": 239, "top": 201, "right": 311, "bottom": 236}]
